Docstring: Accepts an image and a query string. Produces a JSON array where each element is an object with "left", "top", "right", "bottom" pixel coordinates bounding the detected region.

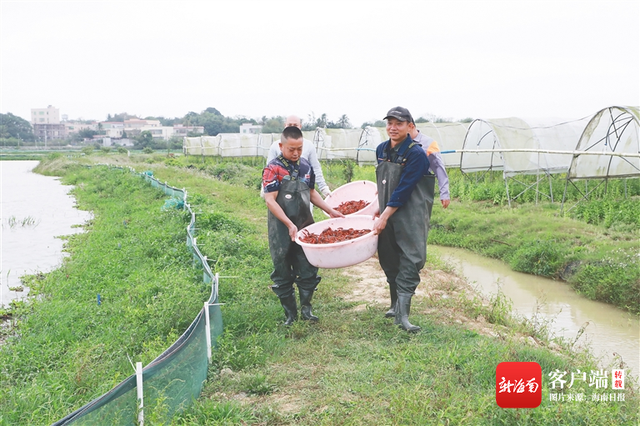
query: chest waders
[
  {"left": 376, "top": 145, "right": 434, "bottom": 332},
  {"left": 268, "top": 160, "right": 321, "bottom": 325}
]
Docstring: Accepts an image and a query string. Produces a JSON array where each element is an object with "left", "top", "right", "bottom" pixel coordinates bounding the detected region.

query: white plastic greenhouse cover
[
  {"left": 313, "top": 128, "right": 364, "bottom": 161},
  {"left": 183, "top": 121, "right": 469, "bottom": 166},
  {"left": 359, "top": 123, "right": 470, "bottom": 167},
  {"left": 415, "top": 122, "right": 470, "bottom": 167},
  {"left": 460, "top": 117, "right": 590, "bottom": 177},
  {"left": 567, "top": 106, "right": 640, "bottom": 179}
]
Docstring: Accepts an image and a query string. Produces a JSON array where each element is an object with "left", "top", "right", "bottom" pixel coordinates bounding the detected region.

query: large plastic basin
[
  {"left": 323, "top": 180, "right": 379, "bottom": 217},
  {"left": 296, "top": 215, "right": 378, "bottom": 269}
]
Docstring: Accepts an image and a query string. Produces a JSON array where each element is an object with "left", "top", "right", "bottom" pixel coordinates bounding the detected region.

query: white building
[
  {"left": 240, "top": 123, "right": 263, "bottom": 134},
  {"left": 124, "top": 118, "right": 160, "bottom": 129},
  {"left": 173, "top": 124, "right": 204, "bottom": 137},
  {"left": 31, "top": 105, "right": 60, "bottom": 124},
  {"left": 65, "top": 121, "right": 98, "bottom": 134},
  {"left": 101, "top": 122, "right": 125, "bottom": 138}
]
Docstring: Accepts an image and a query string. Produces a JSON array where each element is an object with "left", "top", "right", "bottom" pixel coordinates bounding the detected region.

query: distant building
[
  {"left": 124, "top": 118, "right": 160, "bottom": 129},
  {"left": 64, "top": 121, "right": 98, "bottom": 134},
  {"left": 33, "top": 124, "right": 66, "bottom": 141},
  {"left": 118, "top": 138, "right": 135, "bottom": 147},
  {"left": 100, "top": 122, "right": 125, "bottom": 138},
  {"left": 31, "top": 105, "right": 60, "bottom": 124},
  {"left": 240, "top": 123, "right": 262, "bottom": 134},
  {"left": 173, "top": 124, "right": 204, "bottom": 137},
  {"left": 32, "top": 105, "right": 64, "bottom": 141}
]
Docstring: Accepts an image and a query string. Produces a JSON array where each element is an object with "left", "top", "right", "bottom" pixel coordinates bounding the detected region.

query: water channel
[
  {"left": 434, "top": 245, "right": 639, "bottom": 377},
  {"left": 1, "top": 160, "right": 92, "bottom": 307}
]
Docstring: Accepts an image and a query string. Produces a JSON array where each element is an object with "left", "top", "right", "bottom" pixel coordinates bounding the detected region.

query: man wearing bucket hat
[
  {"left": 373, "top": 107, "right": 433, "bottom": 332},
  {"left": 263, "top": 126, "right": 343, "bottom": 326},
  {"left": 265, "top": 115, "right": 331, "bottom": 198}
]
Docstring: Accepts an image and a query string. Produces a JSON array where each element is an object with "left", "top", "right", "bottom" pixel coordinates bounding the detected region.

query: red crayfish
[
  {"left": 334, "top": 200, "right": 370, "bottom": 215},
  {"left": 299, "top": 227, "right": 372, "bottom": 244}
]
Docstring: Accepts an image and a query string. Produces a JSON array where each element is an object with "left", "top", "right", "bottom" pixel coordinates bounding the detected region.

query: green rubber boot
[
  {"left": 280, "top": 294, "right": 298, "bottom": 326},
  {"left": 385, "top": 283, "right": 398, "bottom": 318},
  {"left": 299, "top": 288, "right": 319, "bottom": 322},
  {"left": 395, "top": 294, "right": 420, "bottom": 332}
]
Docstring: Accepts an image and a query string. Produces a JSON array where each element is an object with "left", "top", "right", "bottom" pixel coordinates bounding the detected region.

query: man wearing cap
[{"left": 373, "top": 107, "right": 433, "bottom": 332}]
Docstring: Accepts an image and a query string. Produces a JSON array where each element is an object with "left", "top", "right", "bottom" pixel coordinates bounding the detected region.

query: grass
[
  {"left": 121, "top": 154, "right": 640, "bottom": 313},
  {"left": 0, "top": 164, "right": 207, "bottom": 425},
  {"left": 0, "top": 153, "right": 638, "bottom": 425},
  {"left": 4, "top": 215, "right": 40, "bottom": 228}
]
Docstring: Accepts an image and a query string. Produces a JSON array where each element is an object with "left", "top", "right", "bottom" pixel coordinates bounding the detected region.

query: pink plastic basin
[
  {"left": 296, "top": 215, "right": 378, "bottom": 269},
  {"left": 323, "top": 180, "right": 379, "bottom": 217}
]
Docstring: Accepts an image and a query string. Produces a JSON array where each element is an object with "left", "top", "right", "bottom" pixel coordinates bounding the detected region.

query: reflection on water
[
  {"left": 1, "top": 160, "right": 92, "bottom": 307},
  {"left": 434, "top": 245, "right": 639, "bottom": 376}
]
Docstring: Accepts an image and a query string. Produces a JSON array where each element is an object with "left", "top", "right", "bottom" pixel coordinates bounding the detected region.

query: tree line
[{"left": 1, "top": 108, "right": 471, "bottom": 148}]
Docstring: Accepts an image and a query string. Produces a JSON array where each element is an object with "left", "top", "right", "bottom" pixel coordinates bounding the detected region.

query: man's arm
[
  {"left": 428, "top": 151, "right": 450, "bottom": 208},
  {"left": 373, "top": 205, "right": 397, "bottom": 234},
  {"left": 310, "top": 190, "right": 343, "bottom": 218},
  {"left": 266, "top": 141, "right": 280, "bottom": 164},
  {"left": 304, "top": 140, "right": 330, "bottom": 196}
]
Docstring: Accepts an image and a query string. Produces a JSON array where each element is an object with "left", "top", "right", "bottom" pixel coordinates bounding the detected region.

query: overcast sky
[{"left": 1, "top": 0, "right": 638, "bottom": 126}]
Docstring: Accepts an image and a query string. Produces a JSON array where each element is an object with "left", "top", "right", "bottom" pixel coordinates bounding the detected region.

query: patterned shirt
[{"left": 262, "top": 156, "right": 316, "bottom": 194}]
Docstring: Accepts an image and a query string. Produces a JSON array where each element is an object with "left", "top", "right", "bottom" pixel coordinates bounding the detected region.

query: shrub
[{"left": 508, "top": 240, "right": 565, "bottom": 277}]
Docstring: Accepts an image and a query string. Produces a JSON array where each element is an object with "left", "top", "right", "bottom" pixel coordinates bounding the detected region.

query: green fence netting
[{"left": 51, "top": 167, "right": 223, "bottom": 425}]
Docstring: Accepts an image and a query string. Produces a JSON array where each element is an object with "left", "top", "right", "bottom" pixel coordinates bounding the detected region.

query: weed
[{"left": 5, "top": 215, "right": 40, "bottom": 228}]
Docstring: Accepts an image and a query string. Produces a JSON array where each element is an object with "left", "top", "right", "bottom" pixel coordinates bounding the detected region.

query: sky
[{"left": 1, "top": 0, "right": 638, "bottom": 127}]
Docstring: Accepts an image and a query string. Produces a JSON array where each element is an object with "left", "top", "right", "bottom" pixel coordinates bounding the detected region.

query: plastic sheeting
[
  {"left": 461, "top": 117, "right": 590, "bottom": 177},
  {"left": 415, "top": 122, "right": 470, "bottom": 167},
  {"left": 568, "top": 106, "right": 640, "bottom": 179},
  {"left": 183, "top": 122, "right": 470, "bottom": 166},
  {"left": 354, "top": 123, "right": 470, "bottom": 166}
]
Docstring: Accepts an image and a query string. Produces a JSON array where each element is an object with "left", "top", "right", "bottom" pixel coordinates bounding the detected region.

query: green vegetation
[
  {"left": 429, "top": 170, "right": 640, "bottom": 314},
  {"left": 0, "top": 112, "right": 35, "bottom": 144},
  {"left": 109, "top": 155, "right": 640, "bottom": 313},
  {"left": 0, "top": 164, "right": 207, "bottom": 425},
  {"left": 1, "top": 154, "right": 637, "bottom": 425}
]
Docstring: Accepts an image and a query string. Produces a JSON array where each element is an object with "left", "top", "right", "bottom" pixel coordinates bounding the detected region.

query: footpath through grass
[{"left": 1, "top": 153, "right": 638, "bottom": 425}]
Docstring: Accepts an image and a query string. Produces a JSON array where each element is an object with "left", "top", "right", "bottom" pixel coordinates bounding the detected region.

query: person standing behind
[
  {"left": 373, "top": 107, "right": 433, "bottom": 332},
  {"left": 263, "top": 126, "right": 343, "bottom": 326},
  {"left": 266, "top": 115, "right": 331, "bottom": 197},
  {"left": 409, "top": 121, "right": 450, "bottom": 210}
]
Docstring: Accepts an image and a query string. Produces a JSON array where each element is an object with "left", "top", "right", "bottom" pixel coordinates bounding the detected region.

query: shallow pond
[{"left": 1, "top": 160, "right": 91, "bottom": 307}]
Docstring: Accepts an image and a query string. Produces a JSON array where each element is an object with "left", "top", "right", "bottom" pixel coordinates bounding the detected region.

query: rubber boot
[
  {"left": 395, "top": 294, "right": 420, "bottom": 332},
  {"left": 280, "top": 294, "right": 298, "bottom": 326},
  {"left": 385, "top": 283, "right": 398, "bottom": 318},
  {"left": 299, "top": 288, "right": 319, "bottom": 322}
]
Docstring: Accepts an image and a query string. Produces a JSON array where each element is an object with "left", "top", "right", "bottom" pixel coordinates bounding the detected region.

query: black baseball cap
[{"left": 384, "top": 106, "right": 414, "bottom": 123}]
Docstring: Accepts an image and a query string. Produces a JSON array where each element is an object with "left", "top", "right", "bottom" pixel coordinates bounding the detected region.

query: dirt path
[{"left": 337, "top": 254, "right": 515, "bottom": 340}]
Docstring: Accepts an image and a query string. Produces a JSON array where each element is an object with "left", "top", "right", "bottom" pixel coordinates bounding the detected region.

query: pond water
[
  {"left": 434, "top": 245, "right": 639, "bottom": 377},
  {"left": 1, "top": 160, "right": 92, "bottom": 307}
]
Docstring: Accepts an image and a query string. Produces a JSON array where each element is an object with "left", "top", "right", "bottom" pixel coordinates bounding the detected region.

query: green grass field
[{"left": 0, "top": 153, "right": 637, "bottom": 425}]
